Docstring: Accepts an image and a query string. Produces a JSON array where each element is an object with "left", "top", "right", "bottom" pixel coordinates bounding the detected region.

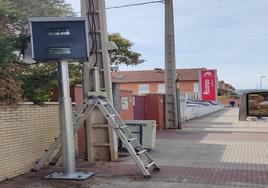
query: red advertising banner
[{"left": 200, "top": 70, "right": 217, "bottom": 101}]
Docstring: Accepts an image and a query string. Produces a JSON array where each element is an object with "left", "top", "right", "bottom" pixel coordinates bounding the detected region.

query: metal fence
[{"left": 180, "top": 92, "right": 199, "bottom": 100}]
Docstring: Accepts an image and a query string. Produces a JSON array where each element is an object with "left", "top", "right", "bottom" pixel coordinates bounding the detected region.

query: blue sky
[{"left": 66, "top": 0, "right": 268, "bottom": 89}]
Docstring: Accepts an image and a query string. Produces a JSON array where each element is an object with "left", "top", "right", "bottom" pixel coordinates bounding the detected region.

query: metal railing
[{"left": 180, "top": 92, "right": 199, "bottom": 100}]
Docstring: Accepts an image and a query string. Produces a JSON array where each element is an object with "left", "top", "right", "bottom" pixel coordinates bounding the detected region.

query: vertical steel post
[
  {"left": 239, "top": 94, "right": 247, "bottom": 121},
  {"left": 165, "top": 0, "right": 179, "bottom": 129},
  {"left": 176, "top": 89, "right": 182, "bottom": 129},
  {"left": 58, "top": 61, "right": 76, "bottom": 175},
  {"left": 215, "top": 70, "right": 219, "bottom": 103},
  {"left": 45, "top": 61, "right": 94, "bottom": 180},
  {"left": 260, "top": 76, "right": 266, "bottom": 90},
  {"left": 260, "top": 76, "right": 262, "bottom": 90}
]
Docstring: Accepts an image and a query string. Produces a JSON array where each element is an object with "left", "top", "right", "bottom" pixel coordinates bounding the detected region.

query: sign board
[
  {"left": 121, "top": 97, "right": 129, "bottom": 110},
  {"left": 200, "top": 70, "right": 217, "bottom": 101},
  {"left": 247, "top": 92, "right": 268, "bottom": 117},
  {"left": 30, "top": 17, "right": 89, "bottom": 62}
]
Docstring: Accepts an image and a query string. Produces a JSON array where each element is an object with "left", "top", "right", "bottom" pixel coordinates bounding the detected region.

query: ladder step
[
  {"left": 119, "top": 125, "right": 128, "bottom": 129},
  {"left": 137, "top": 149, "right": 147, "bottom": 155},
  {"left": 128, "top": 137, "right": 137, "bottom": 142},
  {"left": 107, "top": 114, "right": 116, "bottom": 118},
  {"left": 145, "top": 161, "right": 156, "bottom": 169},
  {"left": 92, "top": 95, "right": 160, "bottom": 177},
  {"left": 76, "top": 102, "right": 88, "bottom": 113},
  {"left": 101, "top": 102, "right": 108, "bottom": 105}
]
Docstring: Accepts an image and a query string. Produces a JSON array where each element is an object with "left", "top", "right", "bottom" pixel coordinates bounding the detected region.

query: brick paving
[{"left": 1, "top": 108, "right": 268, "bottom": 188}]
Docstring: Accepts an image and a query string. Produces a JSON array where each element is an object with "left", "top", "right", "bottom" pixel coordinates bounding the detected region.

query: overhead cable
[{"left": 107, "top": 1, "right": 164, "bottom": 10}]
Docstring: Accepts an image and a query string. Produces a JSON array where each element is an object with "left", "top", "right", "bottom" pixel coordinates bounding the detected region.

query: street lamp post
[{"left": 260, "top": 76, "right": 266, "bottom": 89}]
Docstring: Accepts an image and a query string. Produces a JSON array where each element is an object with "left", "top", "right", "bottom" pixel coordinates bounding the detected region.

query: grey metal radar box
[{"left": 30, "top": 17, "right": 89, "bottom": 62}]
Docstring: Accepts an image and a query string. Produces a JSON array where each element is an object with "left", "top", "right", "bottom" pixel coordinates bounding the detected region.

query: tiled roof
[{"left": 112, "top": 68, "right": 206, "bottom": 83}]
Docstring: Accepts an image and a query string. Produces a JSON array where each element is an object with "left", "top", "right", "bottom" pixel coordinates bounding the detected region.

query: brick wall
[{"left": 0, "top": 103, "right": 59, "bottom": 181}]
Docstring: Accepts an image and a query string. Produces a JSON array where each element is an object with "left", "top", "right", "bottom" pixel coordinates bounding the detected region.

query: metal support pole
[
  {"left": 260, "top": 77, "right": 263, "bottom": 90},
  {"left": 58, "top": 61, "right": 76, "bottom": 176},
  {"left": 45, "top": 61, "right": 94, "bottom": 180},
  {"left": 176, "top": 89, "right": 182, "bottom": 129},
  {"left": 239, "top": 94, "right": 247, "bottom": 121}
]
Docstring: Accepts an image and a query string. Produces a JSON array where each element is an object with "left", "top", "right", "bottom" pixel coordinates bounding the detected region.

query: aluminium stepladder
[
  {"left": 33, "top": 95, "right": 160, "bottom": 177},
  {"left": 92, "top": 95, "right": 160, "bottom": 177}
]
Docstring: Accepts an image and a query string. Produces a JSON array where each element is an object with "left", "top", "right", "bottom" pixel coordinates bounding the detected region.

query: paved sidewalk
[{"left": 1, "top": 108, "right": 268, "bottom": 188}]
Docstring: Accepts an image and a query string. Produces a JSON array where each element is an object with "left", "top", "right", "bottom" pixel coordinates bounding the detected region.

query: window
[
  {"left": 138, "top": 84, "right": 150, "bottom": 94},
  {"left": 193, "top": 82, "right": 199, "bottom": 93},
  {"left": 157, "top": 84, "right": 165, "bottom": 94}
]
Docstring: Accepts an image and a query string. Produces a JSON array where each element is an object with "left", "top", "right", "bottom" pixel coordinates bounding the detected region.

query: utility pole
[
  {"left": 165, "top": 0, "right": 179, "bottom": 129},
  {"left": 260, "top": 76, "right": 266, "bottom": 90},
  {"left": 81, "top": 0, "right": 118, "bottom": 162}
]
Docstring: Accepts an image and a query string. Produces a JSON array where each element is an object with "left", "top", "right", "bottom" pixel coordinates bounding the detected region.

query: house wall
[
  {"left": 0, "top": 103, "right": 60, "bottom": 181},
  {"left": 119, "top": 90, "right": 134, "bottom": 120},
  {"left": 119, "top": 82, "right": 160, "bottom": 95},
  {"left": 119, "top": 81, "right": 198, "bottom": 94},
  {"left": 177, "top": 81, "right": 196, "bottom": 92}
]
